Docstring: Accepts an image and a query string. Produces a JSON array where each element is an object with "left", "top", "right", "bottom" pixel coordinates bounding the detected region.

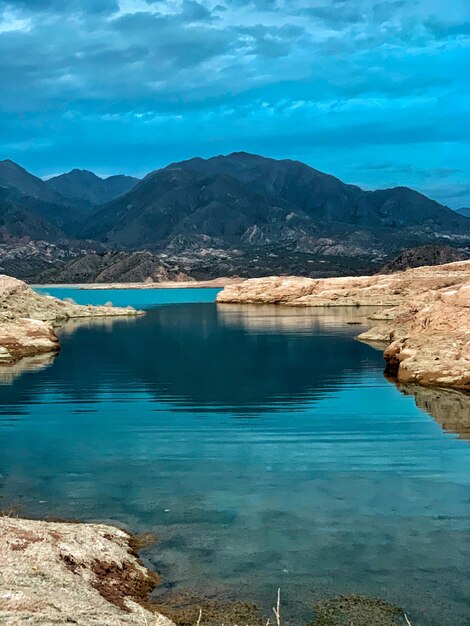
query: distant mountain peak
[
  {"left": 46, "top": 168, "right": 139, "bottom": 208},
  {"left": 1, "top": 159, "right": 27, "bottom": 170},
  {"left": 69, "top": 168, "right": 99, "bottom": 175}
]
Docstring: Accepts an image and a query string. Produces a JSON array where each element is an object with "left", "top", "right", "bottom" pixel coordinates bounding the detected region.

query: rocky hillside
[
  {"left": 37, "top": 251, "right": 191, "bottom": 284},
  {"left": 78, "top": 153, "right": 470, "bottom": 255},
  {"left": 0, "top": 160, "right": 138, "bottom": 233},
  {"left": 0, "top": 193, "right": 64, "bottom": 243},
  {"left": 0, "top": 159, "right": 77, "bottom": 228},
  {"left": 379, "top": 244, "right": 470, "bottom": 273}
]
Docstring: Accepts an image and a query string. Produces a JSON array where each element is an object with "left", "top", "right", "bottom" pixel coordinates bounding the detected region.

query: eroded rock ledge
[
  {"left": 217, "top": 261, "right": 470, "bottom": 390},
  {"left": 0, "top": 274, "right": 142, "bottom": 362},
  {"left": 0, "top": 516, "right": 174, "bottom": 626}
]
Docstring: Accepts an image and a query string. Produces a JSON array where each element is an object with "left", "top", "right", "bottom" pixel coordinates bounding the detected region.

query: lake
[{"left": 1, "top": 287, "right": 469, "bottom": 625}]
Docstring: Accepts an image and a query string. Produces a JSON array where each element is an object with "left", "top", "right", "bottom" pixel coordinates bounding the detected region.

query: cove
[{"left": 1, "top": 287, "right": 469, "bottom": 626}]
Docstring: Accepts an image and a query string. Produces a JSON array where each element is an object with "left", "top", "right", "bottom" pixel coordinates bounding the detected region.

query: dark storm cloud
[{"left": 0, "top": 0, "right": 468, "bottom": 207}]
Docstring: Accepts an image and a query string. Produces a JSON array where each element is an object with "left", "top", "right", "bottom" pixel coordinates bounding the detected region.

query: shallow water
[{"left": 1, "top": 289, "right": 469, "bottom": 626}]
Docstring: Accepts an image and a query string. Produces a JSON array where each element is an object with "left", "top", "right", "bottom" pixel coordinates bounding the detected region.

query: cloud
[{"left": 0, "top": 0, "right": 468, "bottom": 207}]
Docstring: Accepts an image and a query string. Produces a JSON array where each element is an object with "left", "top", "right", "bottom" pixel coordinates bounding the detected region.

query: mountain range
[
  {"left": 1, "top": 153, "right": 469, "bottom": 281},
  {"left": 0, "top": 159, "right": 138, "bottom": 231},
  {"left": 77, "top": 152, "right": 469, "bottom": 253}
]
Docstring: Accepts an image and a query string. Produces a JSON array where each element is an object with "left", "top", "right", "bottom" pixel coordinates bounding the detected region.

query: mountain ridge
[
  {"left": 46, "top": 169, "right": 139, "bottom": 207},
  {"left": 2, "top": 153, "right": 469, "bottom": 281},
  {"left": 77, "top": 152, "right": 469, "bottom": 253}
]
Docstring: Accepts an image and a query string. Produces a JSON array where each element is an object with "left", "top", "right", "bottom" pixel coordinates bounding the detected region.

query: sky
[{"left": 0, "top": 0, "right": 469, "bottom": 208}]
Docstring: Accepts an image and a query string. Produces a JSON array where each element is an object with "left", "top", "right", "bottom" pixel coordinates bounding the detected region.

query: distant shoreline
[{"left": 32, "top": 277, "right": 243, "bottom": 290}]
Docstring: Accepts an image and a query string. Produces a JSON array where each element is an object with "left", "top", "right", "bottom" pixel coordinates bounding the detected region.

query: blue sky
[{"left": 0, "top": 0, "right": 469, "bottom": 207}]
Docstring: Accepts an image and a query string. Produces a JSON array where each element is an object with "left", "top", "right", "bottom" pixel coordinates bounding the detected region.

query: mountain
[
  {"left": 0, "top": 190, "right": 64, "bottom": 243},
  {"left": 379, "top": 245, "right": 470, "bottom": 274},
  {"left": 46, "top": 169, "right": 139, "bottom": 207},
  {"left": 0, "top": 159, "right": 62, "bottom": 203},
  {"left": 35, "top": 251, "right": 192, "bottom": 284},
  {"left": 78, "top": 152, "right": 470, "bottom": 255},
  {"left": 456, "top": 207, "right": 470, "bottom": 218},
  {"left": 0, "top": 159, "right": 76, "bottom": 228},
  {"left": 4, "top": 153, "right": 470, "bottom": 282},
  {"left": 0, "top": 160, "right": 140, "bottom": 234}
]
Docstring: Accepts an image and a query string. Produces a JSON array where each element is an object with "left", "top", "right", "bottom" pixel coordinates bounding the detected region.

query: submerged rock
[
  {"left": 151, "top": 589, "right": 262, "bottom": 626},
  {"left": 311, "top": 594, "right": 406, "bottom": 626}
]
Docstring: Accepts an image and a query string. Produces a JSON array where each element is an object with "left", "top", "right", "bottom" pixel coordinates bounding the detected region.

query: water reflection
[
  {"left": 395, "top": 381, "right": 470, "bottom": 440},
  {"left": 216, "top": 303, "right": 377, "bottom": 333},
  {"left": 0, "top": 354, "right": 56, "bottom": 385},
  {"left": 0, "top": 304, "right": 381, "bottom": 414}
]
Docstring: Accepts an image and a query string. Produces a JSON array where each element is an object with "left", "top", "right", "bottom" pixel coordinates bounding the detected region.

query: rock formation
[
  {"left": 362, "top": 284, "right": 470, "bottom": 389},
  {"left": 217, "top": 261, "right": 470, "bottom": 390},
  {"left": 379, "top": 244, "right": 469, "bottom": 274},
  {"left": 0, "top": 274, "right": 142, "bottom": 362},
  {"left": 0, "top": 516, "right": 174, "bottom": 626}
]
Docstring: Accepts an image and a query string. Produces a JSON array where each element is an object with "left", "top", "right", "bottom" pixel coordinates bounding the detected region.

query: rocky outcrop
[
  {"left": 0, "top": 516, "right": 174, "bottom": 626},
  {"left": 0, "top": 318, "right": 60, "bottom": 362},
  {"left": 217, "top": 261, "right": 470, "bottom": 307},
  {"left": 217, "top": 261, "right": 470, "bottom": 390},
  {"left": 361, "top": 284, "right": 470, "bottom": 389},
  {"left": 378, "top": 244, "right": 469, "bottom": 274},
  {"left": 0, "top": 274, "right": 142, "bottom": 362}
]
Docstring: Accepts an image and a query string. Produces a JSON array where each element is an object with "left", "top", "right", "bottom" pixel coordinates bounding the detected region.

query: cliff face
[
  {"left": 0, "top": 517, "right": 174, "bottom": 626},
  {"left": 0, "top": 274, "right": 142, "bottom": 362},
  {"left": 216, "top": 261, "right": 470, "bottom": 391}
]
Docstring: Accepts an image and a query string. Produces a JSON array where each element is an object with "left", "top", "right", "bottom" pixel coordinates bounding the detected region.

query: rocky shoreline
[
  {"left": 0, "top": 515, "right": 415, "bottom": 626},
  {"left": 217, "top": 261, "right": 470, "bottom": 390},
  {"left": 0, "top": 274, "right": 142, "bottom": 362},
  {"left": 0, "top": 516, "right": 174, "bottom": 626}
]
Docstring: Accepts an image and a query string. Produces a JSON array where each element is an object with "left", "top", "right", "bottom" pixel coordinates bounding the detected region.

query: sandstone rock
[
  {"left": 0, "top": 517, "right": 175, "bottom": 626},
  {"left": 370, "top": 287, "right": 470, "bottom": 390},
  {"left": 217, "top": 261, "right": 470, "bottom": 307},
  {"left": 0, "top": 318, "right": 60, "bottom": 362},
  {"left": 217, "top": 261, "right": 470, "bottom": 390}
]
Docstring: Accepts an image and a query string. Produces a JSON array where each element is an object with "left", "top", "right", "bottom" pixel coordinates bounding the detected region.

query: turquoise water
[
  {"left": 35, "top": 285, "right": 221, "bottom": 308},
  {"left": 1, "top": 289, "right": 469, "bottom": 625}
]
